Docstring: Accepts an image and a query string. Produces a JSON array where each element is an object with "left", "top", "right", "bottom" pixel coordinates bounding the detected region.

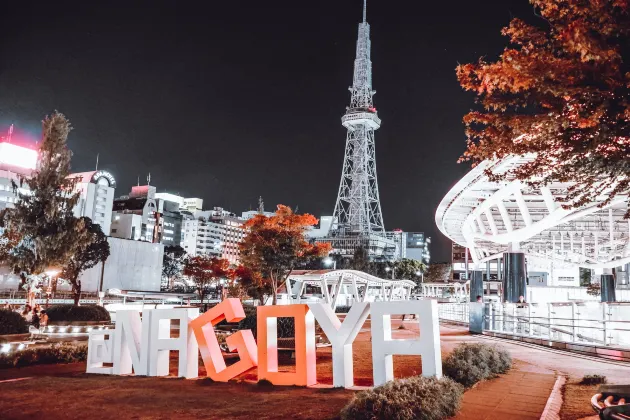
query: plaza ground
[{"left": 0, "top": 321, "right": 628, "bottom": 419}]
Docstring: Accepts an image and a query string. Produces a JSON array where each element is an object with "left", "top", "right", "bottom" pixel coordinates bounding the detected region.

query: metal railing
[{"left": 438, "top": 301, "right": 630, "bottom": 349}]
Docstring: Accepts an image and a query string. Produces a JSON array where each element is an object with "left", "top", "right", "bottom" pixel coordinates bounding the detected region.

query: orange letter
[
  {"left": 257, "top": 304, "right": 316, "bottom": 386},
  {"left": 190, "top": 298, "right": 257, "bottom": 381}
]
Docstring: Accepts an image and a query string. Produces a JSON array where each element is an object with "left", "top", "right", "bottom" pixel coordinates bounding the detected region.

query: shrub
[
  {"left": 0, "top": 309, "right": 29, "bottom": 335},
  {"left": 340, "top": 376, "right": 463, "bottom": 420},
  {"left": 442, "top": 343, "right": 512, "bottom": 388},
  {"left": 581, "top": 374, "right": 607, "bottom": 385},
  {"left": 46, "top": 305, "right": 111, "bottom": 323},
  {"left": 236, "top": 306, "right": 295, "bottom": 338},
  {"left": 0, "top": 343, "right": 87, "bottom": 369}
]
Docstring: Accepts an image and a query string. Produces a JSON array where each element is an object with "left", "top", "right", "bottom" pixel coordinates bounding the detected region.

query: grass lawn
[{"left": 0, "top": 326, "right": 425, "bottom": 419}]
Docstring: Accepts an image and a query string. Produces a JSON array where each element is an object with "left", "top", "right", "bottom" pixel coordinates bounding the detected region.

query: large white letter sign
[
  {"left": 112, "top": 309, "right": 152, "bottom": 376},
  {"left": 257, "top": 304, "right": 316, "bottom": 386},
  {"left": 308, "top": 302, "right": 370, "bottom": 388},
  {"left": 148, "top": 308, "right": 199, "bottom": 378},
  {"left": 190, "top": 298, "right": 257, "bottom": 381},
  {"left": 371, "top": 300, "right": 442, "bottom": 387},
  {"left": 86, "top": 329, "right": 114, "bottom": 374}
]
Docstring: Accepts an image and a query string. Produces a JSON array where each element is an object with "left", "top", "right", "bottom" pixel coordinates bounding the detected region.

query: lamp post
[
  {"left": 385, "top": 266, "right": 395, "bottom": 279},
  {"left": 324, "top": 256, "right": 337, "bottom": 270},
  {"left": 44, "top": 267, "right": 61, "bottom": 308}
]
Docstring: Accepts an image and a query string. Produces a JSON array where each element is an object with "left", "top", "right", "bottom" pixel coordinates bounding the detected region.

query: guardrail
[{"left": 437, "top": 301, "right": 630, "bottom": 350}]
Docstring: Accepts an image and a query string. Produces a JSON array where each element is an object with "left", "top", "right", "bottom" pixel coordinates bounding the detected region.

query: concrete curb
[{"left": 540, "top": 374, "right": 566, "bottom": 420}]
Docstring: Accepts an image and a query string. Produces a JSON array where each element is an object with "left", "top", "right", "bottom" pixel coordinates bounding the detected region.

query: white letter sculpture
[
  {"left": 148, "top": 308, "right": 199, "bottom": 378},
  {"left": 308, "top": 302, "right": 370, "bottom": 388},
  {"left": 370, "top": 300, "right": 442, "bottom": 386},
  {"left": 112, "top": 309, "right": 151, "bottom": 376},
  {"left": 86, "top": 329, "right": 114, "bottom": 374}
]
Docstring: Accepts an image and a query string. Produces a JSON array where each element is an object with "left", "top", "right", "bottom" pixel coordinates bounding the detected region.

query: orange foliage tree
[
  {"left": 457, "top": 0, "right": 630, "bottom": 216},
  {"left": 239, "top": 205, "right": 331, "bottom": 305},
  {"left": 183, "top": 255, "right": 232, "bottom": 305},
  {"left": 230, "top": 265, "right": 271, "bottom": 305}
]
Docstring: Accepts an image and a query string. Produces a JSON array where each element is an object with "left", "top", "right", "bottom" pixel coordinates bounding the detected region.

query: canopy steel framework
[
  {"left": 436, "top": 156, "right": 630, "bottom": 269},
  {"left": 286, "top": 269, "right": 416, "bottom": 310}
]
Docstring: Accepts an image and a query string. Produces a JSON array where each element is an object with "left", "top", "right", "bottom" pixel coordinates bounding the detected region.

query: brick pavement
[{"left": 453, "top": 361, "right": 557, "bottom": 420}]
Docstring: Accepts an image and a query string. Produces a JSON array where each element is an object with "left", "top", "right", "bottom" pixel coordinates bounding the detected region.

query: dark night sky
[{"left": 0, "top": 0, "right": 535, "bottom": 261}]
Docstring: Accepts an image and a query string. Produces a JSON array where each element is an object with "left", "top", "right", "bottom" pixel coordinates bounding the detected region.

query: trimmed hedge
[
  {"left": 46, "top": 304, "right": 111, "bottom": 323},
  {"left": 340, "top": 376, "right": 464, "bottom": 420},
  {"left": 0, "top": 343, "right": 87, "bottom": 369},
  {"left": 335, "top": 305, "right": 352, "bottom": 313},
  {"left": 237, "top": 306, "right": 295, "bottom": 338},
  {"left": 0, "top": 309, "right": 29, "bottom": 335},
  {"left": 442, "top": 343, "right": 512, "bottom": 388}
]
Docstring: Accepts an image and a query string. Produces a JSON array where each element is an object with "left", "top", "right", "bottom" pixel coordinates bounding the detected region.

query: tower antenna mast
[{"left": 327, "top": 0, "right": 388, "bottom": 259}]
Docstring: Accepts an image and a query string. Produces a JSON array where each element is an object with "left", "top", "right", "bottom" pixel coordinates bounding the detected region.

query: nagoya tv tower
[{"left": 330, "top": 0, "right": 386, "bottom": 241}]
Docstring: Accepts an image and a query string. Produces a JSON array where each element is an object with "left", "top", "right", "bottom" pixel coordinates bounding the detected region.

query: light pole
[
  {"left": 385, "top": 266, "right": 395, "bottom": 279},
  {"left": 324, "top": 256, "right": 337, "bottom": 270},
  {"left": 44, "top": 267, "right": 61, "bottom": 308}
]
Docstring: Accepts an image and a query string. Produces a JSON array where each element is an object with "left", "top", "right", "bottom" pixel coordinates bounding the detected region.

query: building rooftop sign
[
  {"left": 92, "top": 170, "right": 116, "bottom": 188},
  {"left": 0, "top": 142, "right": 38, "bottom": 171}
]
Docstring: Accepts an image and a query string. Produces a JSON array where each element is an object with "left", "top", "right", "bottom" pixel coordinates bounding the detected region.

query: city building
[
  {"left": 155, "top": 192, "right": 184, "bottom": 209},
  {"left": 182, "top": 198, "right": 203, "bottom": 212},
  {"left": 0, "top": 134, "right": 115, "bottom": 235},
  {"left": 71, "top": 170, "right": 116, "bottom": 235},
  {"left": 111, "top": 185, "right": 159, "bottom": 242},
  {"left": 0, "top": 137, "right": 37, "bottom": 211},
  {"left": 321, "top": 2, "right": 397, "bottom": 261},
  {"left": 181, "top": 207, "right": 245, "bottom": 264},
  {"left": 241, "top": 209, "right": 275, "bottom": 220},
  {"left": 156, "top": 198, "right": 183, "bottom": 247},
  {"left": 385, "top": 230, "right": 407, "bottom": 261},
  {"left": 406, "top": 233, "right": 431, "bottom": 264}
]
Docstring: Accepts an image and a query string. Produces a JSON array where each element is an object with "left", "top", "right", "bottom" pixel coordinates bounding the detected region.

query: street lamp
[
  {"left": 323, "top": 257, "right": 336, "bottom": 270},
  {"left": 44, "top": 267, "right": 61, "bottom": 308},
  {"left": 385, "top": 266, "right": 395, "bottom": 279}
]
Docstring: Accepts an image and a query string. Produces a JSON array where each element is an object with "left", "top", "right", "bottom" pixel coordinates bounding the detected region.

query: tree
[
  {"left": 393, "top": 259, "right": 427, "bottom": 284},
  {"left": 61, "top": 217, "right": 110, "bottom": 305},
  {"left": 232, "top": 265, "right": 272, "bottom": 305},
  {"left": 579, "top": 267, "right": 593, "bottom": 287},
  {"left": 183, "top": 255, "right": 231, "bottom": 305},
  {"left": 349, "top": 246, "right": 370, "bottom": 272},
  {"left": 162, "top": 245, "right": 186, "bottom": 290},
  {"left": 0, "top": 112, "right": 92, "bottom": 304},
  {"left": 424, "top": 263, "right": 452, "bottom": 283},
  {"left": 457, "top": 1, "right": 630, "bottom": 217},
  {"left": 239, "top": 205, "right": 331, "bottom": 304}
]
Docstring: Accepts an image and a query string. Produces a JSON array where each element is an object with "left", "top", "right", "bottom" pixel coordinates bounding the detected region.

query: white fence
[{"left": 438, "top": 301, "right": 630, "bottom": 349}]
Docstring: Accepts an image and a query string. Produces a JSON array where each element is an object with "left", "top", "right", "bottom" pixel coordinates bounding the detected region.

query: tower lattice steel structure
[{"left": 331, "top": 0, "right": 385, "bottom": 238}]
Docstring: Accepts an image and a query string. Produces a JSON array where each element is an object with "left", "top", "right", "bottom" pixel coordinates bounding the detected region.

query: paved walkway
[{"left": 453, "top": 362, "right": 557, "bottom": 419}]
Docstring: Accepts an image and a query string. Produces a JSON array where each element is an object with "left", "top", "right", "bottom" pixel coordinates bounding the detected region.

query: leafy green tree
[
  {"left": 579, "top": 267, "right": 593, "bottom": 287},
  {"left": 0, "top": 112, "right": 92, "bottom": 303},
  {"left": 61, "top": 217, "right": 110, "bottom": 305},
  {"left": 393, "top": 259, "right": 426, "bottom": 283},
  {"left": 424, "top": 263, "right": 452, "bottom": 283},
  {"left": 162, "top": 245, "right": 186, "bottom": 290},
  {"left": 349, "top": 246, "right": 370, "bottom": 272}
]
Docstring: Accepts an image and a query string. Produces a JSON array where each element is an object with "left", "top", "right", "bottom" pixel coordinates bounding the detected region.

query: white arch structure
[
  {"left": 286, "top": 269, "right": 416, "bottom": 310},
  {"left": 436, "top": 156, "right": 630, "bottom": 269}
]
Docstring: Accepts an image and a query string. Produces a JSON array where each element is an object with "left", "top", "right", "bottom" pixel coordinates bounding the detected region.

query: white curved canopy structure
[
  {"left": 286, "top": 269, "right": 416, "bottom": 309},
  {"left": 436, "top": 156, "right": 630, "bottom": 269}
]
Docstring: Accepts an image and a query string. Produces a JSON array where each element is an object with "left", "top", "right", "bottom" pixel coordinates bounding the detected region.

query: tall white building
[
  {"left": 0, "top": 140, "right": 37, "bottom": 211},
  {"left": 71, "top": 170, "right": 116, "bottom": 235},
  {"left": 111, "top": 185, "right": 159, "bottom": 242},
  {"left": 181, "top": 207, "right": 245, "bottom": 264},
  {"left": 155, "top": 192, "right": 184, "bottom": 209},
  {"left": 182, "top": 198, "right": 203, "bottom": 212}
]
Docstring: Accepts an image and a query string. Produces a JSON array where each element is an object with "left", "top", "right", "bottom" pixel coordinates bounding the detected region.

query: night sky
[{"left": 0, "top": 0, "right": 535, "bottom": 261}]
